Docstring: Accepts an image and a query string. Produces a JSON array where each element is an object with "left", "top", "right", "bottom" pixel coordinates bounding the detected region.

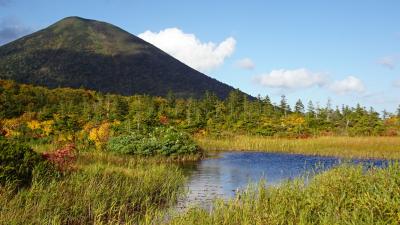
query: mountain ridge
[{"left": 0, "top": 16, "right": 247, "bottom": 99}]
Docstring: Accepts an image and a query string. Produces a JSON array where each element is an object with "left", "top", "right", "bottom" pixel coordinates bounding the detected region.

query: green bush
[
  {"left": 0, "top": 140, "right": 56, "bottom": 187},
  {"left": 107, "top": 127, "right": 200, "bottom": 156}
]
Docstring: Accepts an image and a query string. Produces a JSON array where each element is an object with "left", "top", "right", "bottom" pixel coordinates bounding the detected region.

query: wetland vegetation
[
  {"left": 1, "top": 80, "right": 399, "bottom": 224},
  {"left": 196, "top": 135, "right": 400, "bottom": 159},
  {"left": 1, "top": 149, "right": 186, "bottom": 224}
]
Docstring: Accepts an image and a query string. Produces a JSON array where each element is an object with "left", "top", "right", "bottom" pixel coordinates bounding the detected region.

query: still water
[{"left": 176, "top": 151, "right": 388, "bottom": 210}]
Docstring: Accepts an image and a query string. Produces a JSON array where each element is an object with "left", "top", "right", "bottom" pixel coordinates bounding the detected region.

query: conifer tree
[
  {"left": 307, "top": 100, "right": 315, "bottom": 117},
  {"left": 397, "top": 105, "right": 400, "bottom": 117},
  {"left": 280, "top": 95, "right": 289, "bottom": 116},
  {"left": 294, "top": 99, "right": 305, "bottom": 114}
]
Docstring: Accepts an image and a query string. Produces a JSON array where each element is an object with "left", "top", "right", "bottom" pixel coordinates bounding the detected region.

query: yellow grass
[{"left": 196, "top": 135, "right": 400, "bottom": 159}]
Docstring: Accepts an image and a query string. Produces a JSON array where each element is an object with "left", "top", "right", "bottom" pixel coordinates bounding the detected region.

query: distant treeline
[{"left": 1, "top": 80, "right": 399, "bottom": 145}]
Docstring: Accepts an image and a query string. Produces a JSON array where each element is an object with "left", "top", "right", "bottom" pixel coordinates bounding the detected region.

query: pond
[{"left": 175, "top": 151, "right": 388, "bottom": 211}]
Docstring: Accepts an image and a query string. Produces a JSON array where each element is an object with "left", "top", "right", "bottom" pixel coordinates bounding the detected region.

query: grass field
[
  {"left": 196, "top": 135, "right": 400, "bottom": 159},
  {"left": 0, "top": 151, "right": 186, "bottom": 224}
]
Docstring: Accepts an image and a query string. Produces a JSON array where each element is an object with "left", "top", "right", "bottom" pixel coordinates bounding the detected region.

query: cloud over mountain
[{"left": 138, "top": 28, "right": 236, "bottom": 72}]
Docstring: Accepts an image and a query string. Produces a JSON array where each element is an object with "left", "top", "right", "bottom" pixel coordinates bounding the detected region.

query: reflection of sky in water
[{"left": 176, "top": 152, "right": 388, "bottom": 211}]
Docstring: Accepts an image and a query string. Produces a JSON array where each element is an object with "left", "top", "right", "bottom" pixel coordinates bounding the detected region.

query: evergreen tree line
[{"left": 1, "top": 80, "right": 399, "bottom": 142}]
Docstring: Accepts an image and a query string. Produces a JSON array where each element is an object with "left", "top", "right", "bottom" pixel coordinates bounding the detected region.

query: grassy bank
[
  {"left": 0, "top": 151, "right": 186, "bottom": 224},
  {"left": 196, "top": 135, "right": 400, "bottom": 159},
  {"left": 2, "top": 137, "right": 400, "bottom": 224},
  {"left": 169, "top": 163, "right": 400, "bottom": 225}
]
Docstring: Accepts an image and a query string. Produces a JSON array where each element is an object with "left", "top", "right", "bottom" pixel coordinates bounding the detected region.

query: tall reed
[{"left": 196, "top": 135, "right": 400, "bottom": 159}]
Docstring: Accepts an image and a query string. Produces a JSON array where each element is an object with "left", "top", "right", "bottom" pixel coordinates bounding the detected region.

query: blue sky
[{"left": 1, "top": 0, "right": 399, "bottom": 112}]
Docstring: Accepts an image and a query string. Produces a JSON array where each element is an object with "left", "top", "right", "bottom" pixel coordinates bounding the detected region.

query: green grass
[
  {"left": 169, "top": 163, "right": 400, "bottom": 225},
  {"left": 196, "top": 135, "right": 400, "bottom": 159},
  {"left": 0, "top": 151, "right": 186, "bottom": 224}
]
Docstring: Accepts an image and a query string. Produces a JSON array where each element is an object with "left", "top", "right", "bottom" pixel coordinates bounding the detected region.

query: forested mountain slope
[{"left": 0, "top": 16, "right": 240, "bottom": 98}]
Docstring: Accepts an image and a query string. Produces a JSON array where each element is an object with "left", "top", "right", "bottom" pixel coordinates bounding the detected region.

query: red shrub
[
  {"left": 159, "top": 115, "right": 169, "bottom": 125},
  {"left": 42, "top": 144, "right": 76, "bottom": 171}
]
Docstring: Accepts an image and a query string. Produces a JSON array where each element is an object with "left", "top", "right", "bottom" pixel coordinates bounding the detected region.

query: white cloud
[
  {"left": 138, "top": 28, "right": 236, "bottom": 72},
  {"left": 378, "top": 56, "right": 396, "bottom": 69},
  {"left": 329, "top": 76, "right": 366, "bottom": 95},
  {"left": 254, "top": 68, "right": 327, "bottom": 90},
  {"left": 254, "top": 69, "right": 367, "bottom": 96},
  {"left": 236, "top": 58, "right": 255, "bottom": 70}
]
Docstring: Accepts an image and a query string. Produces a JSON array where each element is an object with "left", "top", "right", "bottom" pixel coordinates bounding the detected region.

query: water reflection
[{"left": 177, "top": 151, "right": 388, "bottom": 210}]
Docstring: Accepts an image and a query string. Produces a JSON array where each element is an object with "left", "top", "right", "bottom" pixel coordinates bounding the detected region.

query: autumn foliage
[
  {"left": 42, "top": 144, "right": 76, "bottom": 172},
  {"left": 0, "top": 79, "right": 399, "bottom": 142}
]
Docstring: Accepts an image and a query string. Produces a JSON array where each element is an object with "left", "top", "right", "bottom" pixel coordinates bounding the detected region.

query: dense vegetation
[
  {"left": 0, "top": 140, "right": 56, "bottom": 188},
  {"left": 1, "top": 79, "right": 399, "bottom": 147},
  {"left": 108, "top": 127, "right": 200, "bottom": 156},
  {"left": 0, "top": 80, "right": 200, "bottom": 223},
  {"left": 169, "top": 163, "right": 400, "bottom": 225},
  {"left": 0, "top": 80, "right": 399, "bottom": 224},
  {"left": 0, "top": 16, "right": 238, "bottom": 98},
  {"left": 1, "top": 152, "right": 185, "bottom": 224}
]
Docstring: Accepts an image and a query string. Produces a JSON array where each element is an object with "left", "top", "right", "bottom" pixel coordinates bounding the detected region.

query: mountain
[{"left": 0, "top": 16, "right": 244, "bottom": 99}]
